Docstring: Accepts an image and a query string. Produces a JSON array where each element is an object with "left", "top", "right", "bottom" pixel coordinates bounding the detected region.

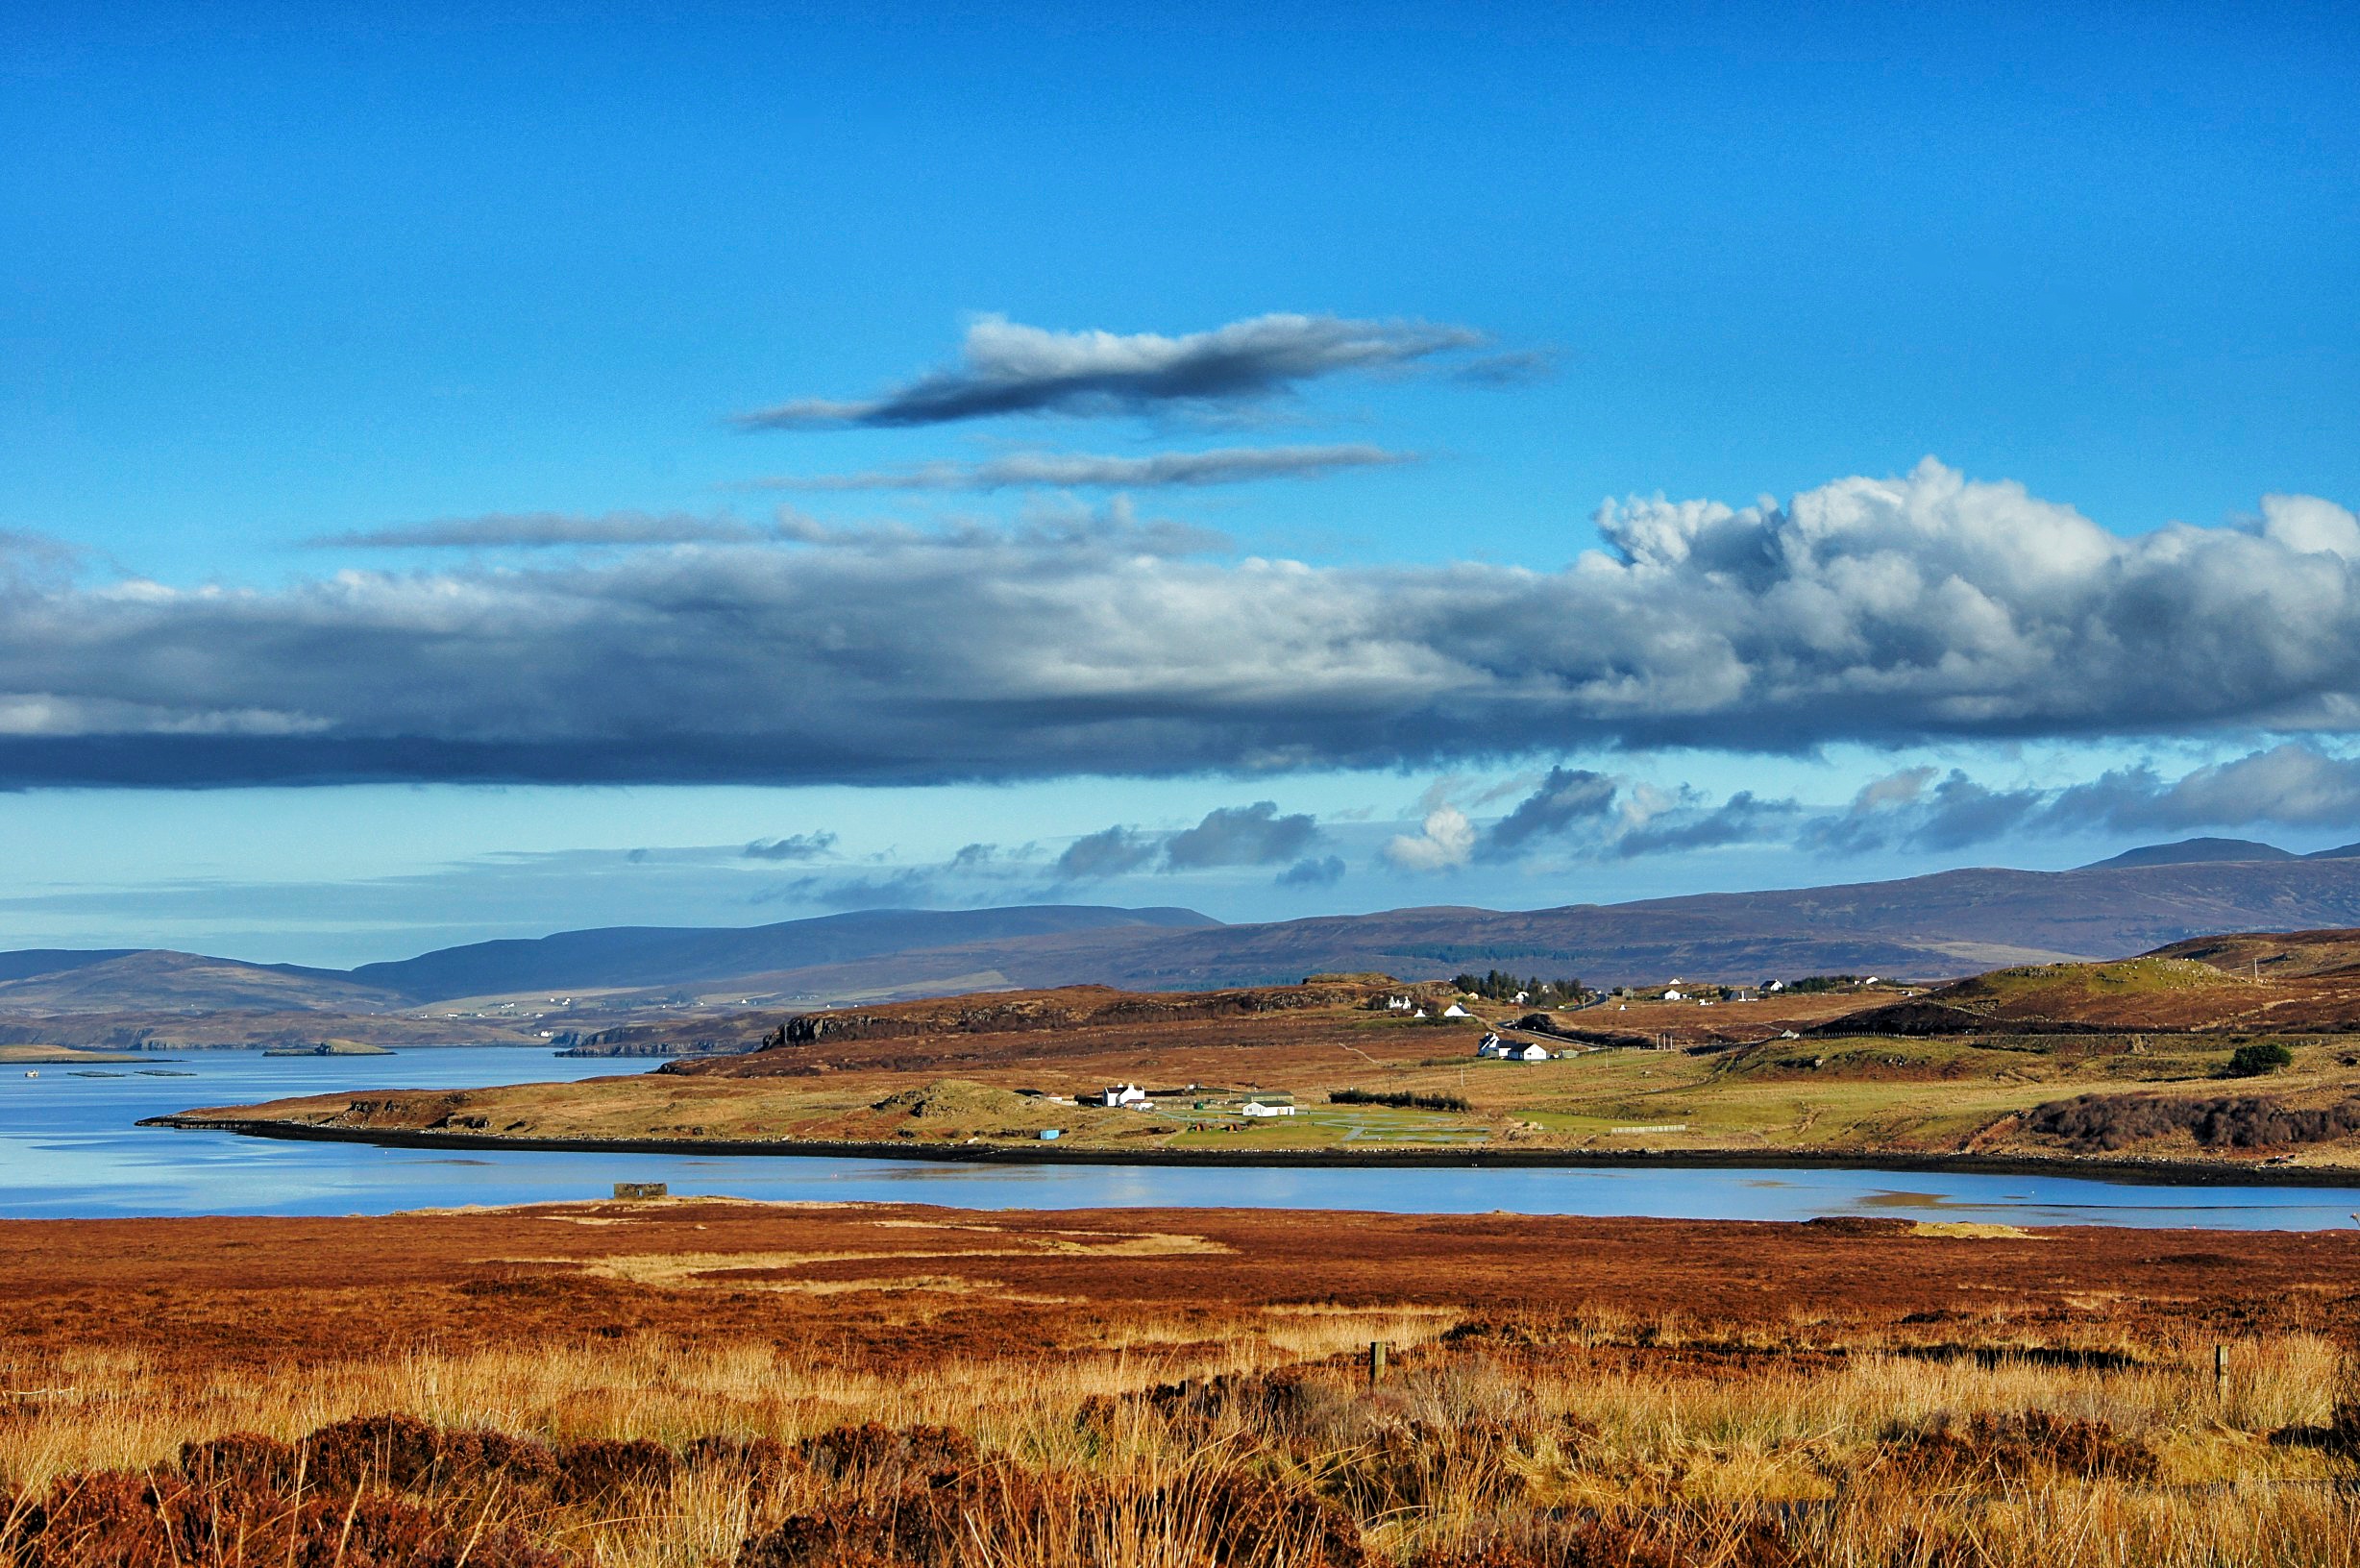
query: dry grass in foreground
[{"left": 6, "top": 1310, "right": 2358, "bottom": 1566}]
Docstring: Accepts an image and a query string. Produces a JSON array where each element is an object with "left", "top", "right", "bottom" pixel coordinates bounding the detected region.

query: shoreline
[{"left": 138, "top": 1114, "right": 2360, "bottom": 1189}]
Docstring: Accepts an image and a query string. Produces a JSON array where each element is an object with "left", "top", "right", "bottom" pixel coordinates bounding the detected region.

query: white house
[
  {"left": 1239, "top": 1100, "right": 1297, "bottom": 1117},
  {"left": 1512, "top": 1041, "right": 1551, "bottom": 1062},
  {"left": 1512, "top": 991, "right": 1530, "bottom": 1004},
  {"left": 1411, "top": 1007, "right": 1427, "bottom": 1018},
  {"left": 1385, "top": 995, "right": 1414, "bottom": 1012},
  {"left": 1097, "top": 1083, "right": 1149, "bottom": 1108},
  {"left": 1478, "top": 1031, "right": 1505, "bottom": 1057},
  {"left": 1766, "top": 980, "right": 1785, "bottom": 992},
  {"left": 1441, "top": 1002, "right": 1470, "bottom": 1018},
  {"left": 1661, "top": 989, "right": 1684, "bottom": 1002}
]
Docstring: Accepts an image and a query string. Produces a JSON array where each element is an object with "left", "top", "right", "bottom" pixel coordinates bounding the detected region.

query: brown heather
[
  {"left": 5, "top": 1314, "right": 2359, "bottom": 1567},
  {"left": 8, "top": 1201, "right": 2360, "bottom": 1565}
]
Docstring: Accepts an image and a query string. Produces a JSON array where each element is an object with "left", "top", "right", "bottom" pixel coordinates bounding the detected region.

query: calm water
[{"left": 5, "top": 1046, "right": 2358, "bottom": 1228}]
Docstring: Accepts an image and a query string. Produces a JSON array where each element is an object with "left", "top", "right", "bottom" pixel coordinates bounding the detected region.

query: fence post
[
  {"left": 2215, "top": 1343, "right": 2229, "bottom": 1397},
  {"left": 1369, "top": 1340, "right": 1388, "bottom": 1388}
]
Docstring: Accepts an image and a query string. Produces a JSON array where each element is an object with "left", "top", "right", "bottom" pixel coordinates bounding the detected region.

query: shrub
[
  {"left": 438, "top": 1427, "right": 562, "bottom": 1491},
  {"left": 15, "top": 1470, "right": 187, "bottom": 1568},
  {"left": 2229, "top": 1041, "right": 2295, "bottom": 1076},
  {"left": 1330, "top": 1088, "right": 1471, "bottom": 1113},
  {"left": 2026, "top": 1090, "right": 2360, "bottom": 1151},
  {"left": 685, "top": 1434, "right": 796, "bottom": 1488},
  {"left": 554, "top": 1437, "right": 677, "bottom": 1502},
  {"left": 799, "top": 1424, "right": 977, "bottom": 1489},
  {"left": 303, "top": 1412, "right": 442, "bottom": 1492},
  {"left": 1881, "top": 1409, "right": 2157, "bottom": 1483},
  {"left": 179, "top": 1432, "right": 296, "bottom": 1492}
]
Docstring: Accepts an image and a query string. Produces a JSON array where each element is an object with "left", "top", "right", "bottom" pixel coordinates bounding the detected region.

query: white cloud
[
  {"left": 8, "top": 460, "right": 2360, "bottom": 787},
  {"left": 1385, "top": 789, "right": 1476, "bottom": 872}
]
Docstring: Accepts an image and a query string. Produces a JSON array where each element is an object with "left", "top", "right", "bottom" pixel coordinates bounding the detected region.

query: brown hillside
[
  {"left": 1831, "top": 927, "right": 2360, "bottom": 1036},
  {"left": 777, "top": 977, "right": 1414, "bottom": 1043},
  {"left": 666, "top": 977, "right": 1450, "bottom": 1083}
]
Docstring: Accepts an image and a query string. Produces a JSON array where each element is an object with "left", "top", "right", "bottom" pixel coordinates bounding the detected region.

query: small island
[{"left": 259, "top": 1038, "right": 397, "bottom": 1058}]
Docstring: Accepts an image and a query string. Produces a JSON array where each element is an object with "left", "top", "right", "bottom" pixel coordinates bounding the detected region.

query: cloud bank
[
  {"left": 1054, "top": 800, "right": 1324, "bottom": 882},
  {"left": 1816, "top": 743, "right": 2360, "bottom": 854},
  {"left": 733, "top": 313, "right": 1486, "bottom": 428},
  {"left": 11, "top": 461, "right": 2360, "bottom": 786},
  {"left": 754, "top": 443, "right": 1414, "bottom": 492}
]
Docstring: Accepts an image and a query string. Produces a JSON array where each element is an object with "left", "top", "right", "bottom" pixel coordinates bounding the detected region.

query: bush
[
  {"left": 303, "top": 1412, "right": 442, "bottom": 1492},
  {"left": 1330, "top": 1088, "right": 1470, "bottom": 1113},
  {"left": 2229, "top": 1041, "right": 2294, "bottom": 1076},
  {"left": 1882, "top": 1409, "right": 2158, "bottom": 1483},
  {"left": 2028, "top": 1090, "right": 2360, "bottom": 1151},
  {"left": 554, "top": 1437, "right": 676, "bottom": 1502}
]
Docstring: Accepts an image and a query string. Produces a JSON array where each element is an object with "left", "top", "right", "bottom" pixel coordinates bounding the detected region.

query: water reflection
[{"left": 5, "top": 1046, "right": 2358, "bottom": 1229}]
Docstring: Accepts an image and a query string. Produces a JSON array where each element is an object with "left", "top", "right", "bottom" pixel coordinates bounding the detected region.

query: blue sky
[{"left": 3, "top": 1, "right": 2358, "bottom": 965}]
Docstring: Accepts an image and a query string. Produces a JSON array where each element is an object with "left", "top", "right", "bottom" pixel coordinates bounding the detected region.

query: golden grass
[{"left": 3, "top": 1313, "right": 2354, "bottom": 1565}]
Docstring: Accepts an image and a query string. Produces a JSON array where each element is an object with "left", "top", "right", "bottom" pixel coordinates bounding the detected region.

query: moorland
[
  {"left": 153, "top": 928, "right": 2360, "bottom": 1176},
  {"left": 4, "top": 1197, "right": 2357, "bottom": 1567}
]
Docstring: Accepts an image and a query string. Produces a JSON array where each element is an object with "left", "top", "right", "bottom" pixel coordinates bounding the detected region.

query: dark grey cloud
[
  {"left": 1051, "top": 801, "right": 1319, "bottom": 881},
  {"left": 2049, "top": 745, "right": 2360, "bottom": 832},
  {"left": 1478, "top": 767, "right": 1616, "bottom": 860},
  {"left": 752, "top": 443, "right": 1416, "bottom": 493},
  {"left": 1807, "top": 743, "right": 2360, "bottom": 855},
  {"left": 1614, "top": 792, "right": 1796, "bottom": 858},
  {"left": 310, "top": 511, "right": 767, "bottom": 550},
  {"left": 733, "top": 313, "right": 1487, "bottom": 429},
  {"left": 13, "top": 463, "right": 2360, "bottom": 787},
  {"left": 1805, "top": 768, "right": 2041, "bottom": 854},
  {"left": 756, "top": 869, "right": 940, "bottom": 909},
  {"left": 1162, "top": 801, "right": 1320, "bottom": 870},
  {"left": 1276, "top": 855, "right": 1346, "bottom": 887},
  {"left": 1910, "top": 774, "right": 2046, "bottom": 851},
  {"left": 743, "top": 831, "right": 838, "bottom": 862},
  {"left": 1053, "top": 825, "right": 1157, "bottom": 882}
]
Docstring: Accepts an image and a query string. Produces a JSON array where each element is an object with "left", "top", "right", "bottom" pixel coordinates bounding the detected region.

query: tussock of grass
[{"left": 5, "top": 1313, "right": 2357, "bottom": 1565}]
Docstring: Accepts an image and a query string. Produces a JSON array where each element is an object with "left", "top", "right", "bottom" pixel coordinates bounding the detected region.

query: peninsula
[{"left": 154, "top": 929, "right": 2360, "bottom": 1177}]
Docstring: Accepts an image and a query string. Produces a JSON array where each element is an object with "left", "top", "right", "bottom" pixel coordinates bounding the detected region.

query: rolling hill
[{"left": 17, "top": 845, "right": 2360, "bottom": 1021}]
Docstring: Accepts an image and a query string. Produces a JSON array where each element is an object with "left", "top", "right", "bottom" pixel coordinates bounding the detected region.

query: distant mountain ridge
[
  {"left": 2078, "top": 837, "right": 2298, "bottom": 870},
  {"left": 2077, "top": 836, "right": 2360, "bottom": 870},
  {"left": 346, "top": 904, "right": 1217, "bottom": 1001},
  {"left": 0, "top": 906, "right": 1218, "bottom": 1015},
  {"left": 12, "top": 844, "right": 2360, "bottom": 1017}
]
